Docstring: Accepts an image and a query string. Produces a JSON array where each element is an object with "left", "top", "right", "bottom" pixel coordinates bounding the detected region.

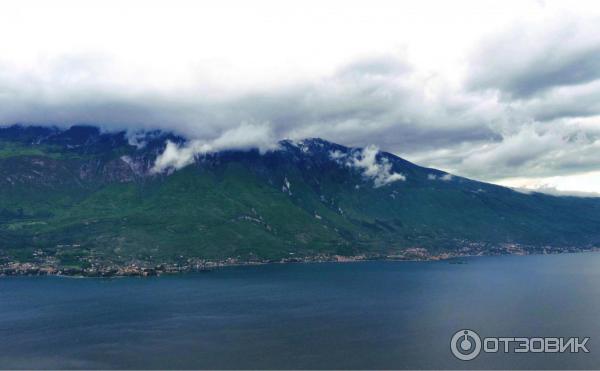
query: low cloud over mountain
[{"left": 0, "top": 1, "right": 599, "bottom": 194}]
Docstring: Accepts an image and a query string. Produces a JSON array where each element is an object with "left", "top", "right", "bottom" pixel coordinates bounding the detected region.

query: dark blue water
[{"left": 1, "top": 253, "right": 600, "bottom": 369}]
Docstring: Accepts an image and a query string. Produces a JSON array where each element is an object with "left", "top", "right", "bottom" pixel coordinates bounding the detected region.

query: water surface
[{"left": 1, "top": 253, "right": 600, "bottom": 369}]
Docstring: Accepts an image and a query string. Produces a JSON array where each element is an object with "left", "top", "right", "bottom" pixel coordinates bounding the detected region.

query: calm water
[{"left": 1, "top": 253, "right": 600, "bottom": 369}]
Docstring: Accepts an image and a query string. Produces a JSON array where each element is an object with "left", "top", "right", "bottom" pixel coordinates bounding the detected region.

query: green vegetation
[
  {"left": 1, "top": 126, "right": 599, "bottom": 267},
  {"left": 0, "top": 140, "right": 89, "bottom": 160}
]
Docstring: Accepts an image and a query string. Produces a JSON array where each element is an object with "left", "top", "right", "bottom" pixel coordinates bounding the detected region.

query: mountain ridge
[{"left": 1, "top": 125, "right": 599, "bottom": 275}]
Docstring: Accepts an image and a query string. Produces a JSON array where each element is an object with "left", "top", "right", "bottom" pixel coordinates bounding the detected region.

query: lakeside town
[{"left": 1, "top": 242, "right": 597, "bottom": 277}]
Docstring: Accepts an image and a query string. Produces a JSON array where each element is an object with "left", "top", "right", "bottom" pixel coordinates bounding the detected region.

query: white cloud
[
  {"left": 440, "top": 174, "right": 453, "bottom": 181},
  {"left": 331, "top": 145, "right": 405, "bottom": 188},
  {"left": 152, "top": 123, "right": 277, "bottom": 173},
  {"left": 428, "top": 173, "right": 453, "bottom": 181},
  {"left": 151, "top": 141, "right": 198, "bottom": 173}
]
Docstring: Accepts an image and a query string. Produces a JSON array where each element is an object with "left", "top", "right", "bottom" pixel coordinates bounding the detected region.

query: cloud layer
[
  {"left": 152, "top": 123, "right": 277, "bottom": 173},
  {"left": 1, "top": 1, "right": 600, "bottom": 194}
]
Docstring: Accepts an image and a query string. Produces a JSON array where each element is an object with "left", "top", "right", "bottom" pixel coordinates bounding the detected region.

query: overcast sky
[{"left": 1, "top": 0, "right": 600, "bottom": 194}]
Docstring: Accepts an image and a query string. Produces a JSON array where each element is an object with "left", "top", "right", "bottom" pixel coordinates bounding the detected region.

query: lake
[{"left": 1, "top": 253, "right": 600, "bottom": 369}]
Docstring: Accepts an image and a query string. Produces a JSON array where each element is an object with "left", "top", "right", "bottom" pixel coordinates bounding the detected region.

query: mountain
[{"left": 1, "top": 125, "right": 600, "bottom": 273}]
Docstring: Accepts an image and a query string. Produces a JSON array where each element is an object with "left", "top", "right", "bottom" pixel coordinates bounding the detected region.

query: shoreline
[{"left": 1, "top": 245, "right": 598, "bottom": 278}]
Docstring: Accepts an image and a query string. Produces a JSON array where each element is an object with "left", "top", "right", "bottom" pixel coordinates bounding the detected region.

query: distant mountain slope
[{"left": 1, "top": 125, "right": 599, "bottom": 268}]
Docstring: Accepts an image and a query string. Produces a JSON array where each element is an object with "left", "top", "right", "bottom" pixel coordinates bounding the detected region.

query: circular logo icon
[{"left": 451, "top": 329, "right": 482, "bottom": 361}]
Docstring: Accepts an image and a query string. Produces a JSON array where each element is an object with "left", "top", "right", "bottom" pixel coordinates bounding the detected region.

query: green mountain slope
[{"left": 1, "top": 125, "right": 599, "bottom": 269}]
